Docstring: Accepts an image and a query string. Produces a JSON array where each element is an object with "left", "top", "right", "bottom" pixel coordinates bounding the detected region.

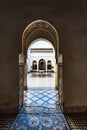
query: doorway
[
  {"left": 27, "top": 38, "right": 56, "bottom": 89},
  {"left": 32, "top": 60, "right": 37, "bottom": 71},
  {"left": 47, "top": 60, "right": 52, "bottom": 70},
  {"left": 19, "top": 19, "right": 61, "bottom": 110},
  {"left": 17, "top": 20, "right": 68, "bottom": 130},
  {"left": 39, "top": 59, "right": 46, "bottom": 71}
]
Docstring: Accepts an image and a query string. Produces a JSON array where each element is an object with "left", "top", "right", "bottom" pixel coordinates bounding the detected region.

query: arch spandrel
[{"left": 22, "top": 20, "right": 59, "bottom": 61}]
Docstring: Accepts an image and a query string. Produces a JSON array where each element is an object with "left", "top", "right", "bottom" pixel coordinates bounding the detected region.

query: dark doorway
[
  {"left": 47, "top": 60, "right": 52, "bottom": 70},
  {"left": 32, "top": 60, "right": 37, "bottom": 70},
  {"left": 39, "top": 59, "right": 46, "bottom": 71}
]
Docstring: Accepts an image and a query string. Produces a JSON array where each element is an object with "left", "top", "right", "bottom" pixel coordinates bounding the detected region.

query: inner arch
[{"left": 22, "top": 20, "right": 59, "bottom": 61}]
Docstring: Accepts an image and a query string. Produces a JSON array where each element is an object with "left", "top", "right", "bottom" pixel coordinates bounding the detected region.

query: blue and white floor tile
[
  {"left": 24, "top": 89, "right": 59, "bottom": 107},
  {"left": 11, "top": 89, "right": 69, "bottom": 130},
  {"left": 11, "top": 114, "right": 68, "bottom": 130}
]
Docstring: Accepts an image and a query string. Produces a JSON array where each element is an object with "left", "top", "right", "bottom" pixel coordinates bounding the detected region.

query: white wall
[{"left": 27, "top": 51, "right": 56, "bottom": 72}]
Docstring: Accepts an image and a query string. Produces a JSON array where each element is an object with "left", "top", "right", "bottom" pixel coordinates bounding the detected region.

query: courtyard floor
[{"left": 10, "top": 72, "right": 69, "bottom": 130}]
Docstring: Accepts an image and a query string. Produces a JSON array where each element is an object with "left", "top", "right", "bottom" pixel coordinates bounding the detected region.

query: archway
[
  {"left": 22, "top": 20, "right": 59, "bottom": 58},
  {"left": 32, "top": 60, "right": 37, "bottom": 70},
  {"left": 27, "top": 38, "right": 55, "bottom": 72},
  {"left": 39, "top": 59, "right": 46, "bottom": 71},
  {"left": 19, "top": 20, "right": 61, "bottom": 110},
  {"left": 47, "top": 60, "right": 52, "bottom": 70}
]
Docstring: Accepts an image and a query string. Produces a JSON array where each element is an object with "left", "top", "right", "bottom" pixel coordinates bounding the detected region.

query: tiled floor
[
  {"left": 1, "top": 72, "right": 87, "bottom": 129},
  {"left": 10, "top": 72, "right": 69, "bottom": 129},
  {"left": 22, "top": 89, "right": 61, "bottom": 115},
  {"left": 24, "top": 89, "right": 59, "bottom": 107},
  {"left": 0, "top": 115, "right": 16, "bottom": 130},
  {"left": 65, "top": 113, "right": 87, "bottom": 130},
  {"left": 11, "top": 88, "right": 69, "bottom": 130}
]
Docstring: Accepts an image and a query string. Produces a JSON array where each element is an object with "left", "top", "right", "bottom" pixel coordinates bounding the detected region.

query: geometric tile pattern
[
  {"left": 11, "top": 88, "right": 70, "bottom": 130},
  {"left": 65, "top": 113, "right": 87, "bottom": 130},
  {"left": 24, "top": 89, "right": 59, "bottom": 107},
  {"left": 0, "top": 115, "right": 16, "bottom": 130},
  {"left": 11, "top": 114, "right": 69, "bottom": 130},
  {"left": 1, "top": 71, "right": 87, "bottom": 130},
  {"left": 22, "top": 89, "right": 61, "bottom": 115}
]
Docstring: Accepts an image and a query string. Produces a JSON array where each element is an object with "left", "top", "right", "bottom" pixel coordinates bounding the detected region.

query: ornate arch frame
[
  {"left": 19, "top": 20, "right": 61, "bottom": 110},
  {"left": 22, "top": 20, "right": 59, "bottom": 60}
]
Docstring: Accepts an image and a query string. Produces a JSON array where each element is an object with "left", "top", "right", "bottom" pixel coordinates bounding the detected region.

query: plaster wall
[{"left": 0, "top": 0, "right": 87, "bottom": 113}]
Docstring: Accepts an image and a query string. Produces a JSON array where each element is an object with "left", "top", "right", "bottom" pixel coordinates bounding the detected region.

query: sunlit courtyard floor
[{"left": 27, "top": 72, "right": 55, "bottom": 88}]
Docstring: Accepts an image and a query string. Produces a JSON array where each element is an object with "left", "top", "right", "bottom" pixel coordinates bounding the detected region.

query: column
[
  {"left": 58, "top": 54, "right": 63, "bottom": 110},
  {"left": 19, "top": 53, "right": 25, "bottom": 110},
  {"left": 55, "top": 63, "right": 58, "bottom": 89},
  {"left": 24, "top": 61, "right": 27, "bottom": 90}
]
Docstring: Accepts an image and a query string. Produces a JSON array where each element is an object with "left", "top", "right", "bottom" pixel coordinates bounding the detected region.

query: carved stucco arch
[
  {"left": 19, "top": 20, "right": 60, "bottom": 110},
  {"left": 22, "top": 20, "right": 59, "bottom": 62}
]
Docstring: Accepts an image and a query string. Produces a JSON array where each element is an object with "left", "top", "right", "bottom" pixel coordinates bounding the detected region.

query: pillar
[
  {"left": 24, "top": 61, "right": 27, "bottom": 90},
  {"left": 55, "top": 63, "right": 58, "bottom": 89},
  {"left": 19, "top": 53, "right": 25, "bottom": 110},
  {"left": 58, "top": 54, "right": 63, "bottom": 110}
]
